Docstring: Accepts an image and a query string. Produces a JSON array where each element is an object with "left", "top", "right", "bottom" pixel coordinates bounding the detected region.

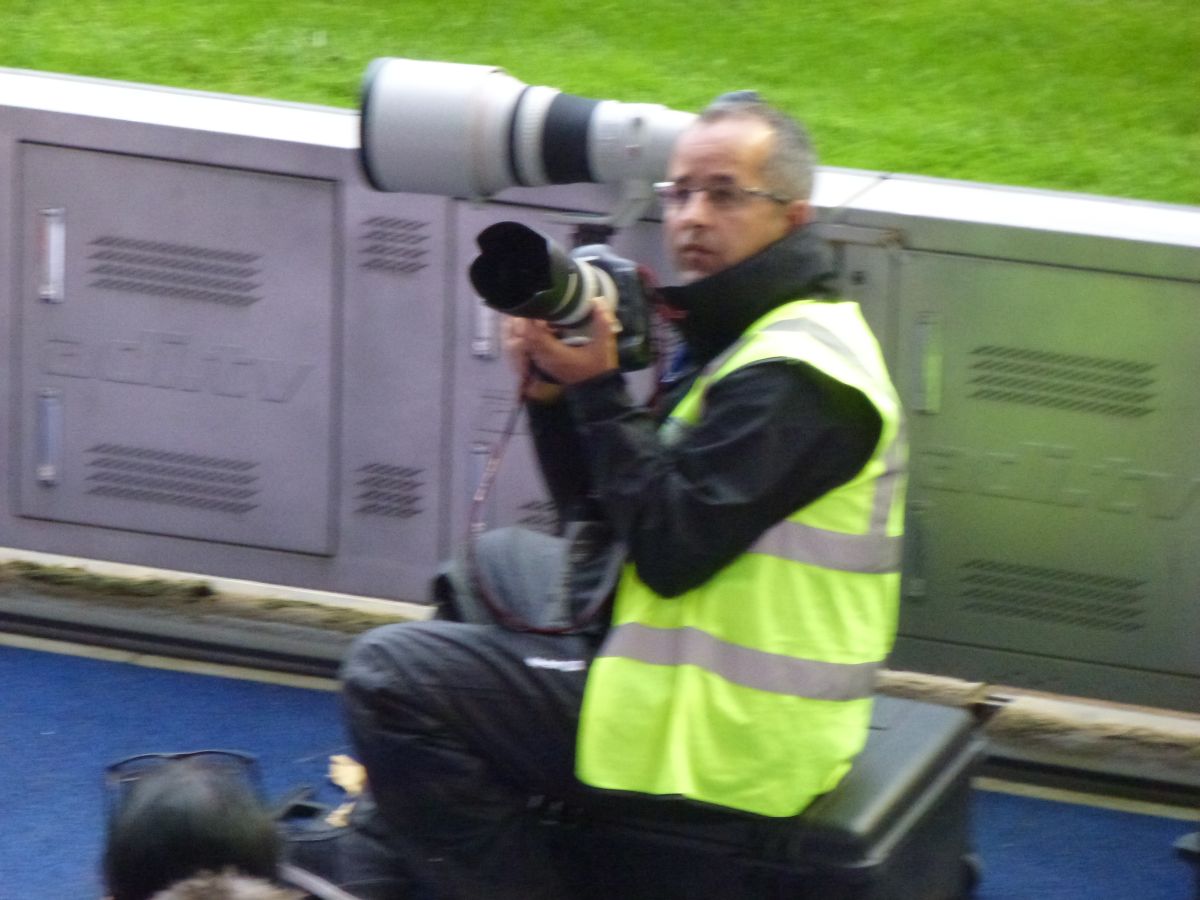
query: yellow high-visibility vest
[{"left": 576, "top": 299, "right": 906, "bottom": 817}]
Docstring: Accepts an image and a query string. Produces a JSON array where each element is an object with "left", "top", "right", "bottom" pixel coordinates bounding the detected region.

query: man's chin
[{"left": 675, "top": 262, "right": 719, "bottom": 285}]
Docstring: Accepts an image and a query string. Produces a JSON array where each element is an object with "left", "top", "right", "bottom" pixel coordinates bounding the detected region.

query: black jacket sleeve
[
  {"left": 526, "top": 396, "right": 594, "bottom": 528},
  {"left": 563, "top": 361, "right": 882, "bottom": 597}
]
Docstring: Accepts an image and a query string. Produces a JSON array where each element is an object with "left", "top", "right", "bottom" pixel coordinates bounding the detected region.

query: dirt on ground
[{"left": 0, "top": 560, "right": 414, "bottom": 635}]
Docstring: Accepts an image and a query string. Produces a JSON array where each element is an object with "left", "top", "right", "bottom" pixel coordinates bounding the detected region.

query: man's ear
[{"left": 785, "top": 200, "right": 813, "bottom": 230}]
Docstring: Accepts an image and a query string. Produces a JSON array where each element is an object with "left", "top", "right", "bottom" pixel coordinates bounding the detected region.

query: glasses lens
[
  {"left": 108, "top": 750, "right": 255, "bottom": 780},
  {"left": 105, "top": 751, "right": 261, "bottom": 818},
  {"left": 705, "top": 184, "right": 743, "bottom": 209},
  {"left": 655, "top": 181, "right": 766, "bottom": 210},
  {"left": 654, "top": 182, "right": 685, "bottom": 206}
]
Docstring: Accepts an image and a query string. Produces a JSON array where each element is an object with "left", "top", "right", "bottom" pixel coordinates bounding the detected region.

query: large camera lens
[
  {"left": 469, "top": 221, "right": 653, "bottom": 368},
  {"left": 360, "top": 58, "right": 695, "bottom": 198},
  {"left": 468, "top": 221, "right": 609, "bottom": 330}
]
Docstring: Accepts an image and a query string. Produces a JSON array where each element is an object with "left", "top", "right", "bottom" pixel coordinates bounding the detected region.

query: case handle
[{"left": 38, "top": 208, "right": 66, "bottom": 303}]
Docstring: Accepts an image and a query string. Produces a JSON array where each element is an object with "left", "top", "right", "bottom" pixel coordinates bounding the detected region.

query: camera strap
[{"left": 465, "top": 374, "right": 615, "bottom": 635}]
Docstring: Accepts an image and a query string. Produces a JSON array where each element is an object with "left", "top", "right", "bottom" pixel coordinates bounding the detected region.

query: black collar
[{"left": 657, "top": 227, "right": 836, "bottom": 364}]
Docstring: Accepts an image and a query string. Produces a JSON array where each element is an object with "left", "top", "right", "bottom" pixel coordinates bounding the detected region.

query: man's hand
[
  {"left": 503, "top": 317, "right": 564, "bottom": 403},
  {"left": 504, "top": 300, "right": 620, "bottom": 400}
]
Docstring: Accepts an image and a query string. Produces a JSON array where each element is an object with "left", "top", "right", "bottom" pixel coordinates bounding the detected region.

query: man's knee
[
  {"left": 342, "top": 620, "right": 495, "bottom": 710},
  {"left": 341, "top": 622, "right": 428, "bottom": 707}
]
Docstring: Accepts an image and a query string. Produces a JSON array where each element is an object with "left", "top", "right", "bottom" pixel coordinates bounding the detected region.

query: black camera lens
[
  {"left": 469, "top": 222, "right": 590, "bottom": 326},
  {"left": 468, "top": 221, "right": 652, "bottom": 371}
]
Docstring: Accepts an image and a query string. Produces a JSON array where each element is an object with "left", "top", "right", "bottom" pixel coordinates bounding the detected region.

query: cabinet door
[
  {"left": 19, "top": 143, "right": 337, "bottom": 554},
  {"left": 896, "top": 251, "right": 1200, "bottom": 678}
]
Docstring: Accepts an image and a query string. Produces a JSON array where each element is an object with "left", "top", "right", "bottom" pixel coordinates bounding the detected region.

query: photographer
[{"left": 337, "top": 94, "right": 905, "bottom": 899}]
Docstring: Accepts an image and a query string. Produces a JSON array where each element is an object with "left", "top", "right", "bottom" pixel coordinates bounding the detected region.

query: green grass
[{"left": 2, "top": 0, "right": 1197, "bottom": 205}]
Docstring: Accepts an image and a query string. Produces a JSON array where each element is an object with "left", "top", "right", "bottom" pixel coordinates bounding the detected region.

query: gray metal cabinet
[
  {"left": 892, "top": 251, "right": 1200, "bottom": 706},
  {"left": 19, "top": 143, "right": 337, "bottom": 555}
]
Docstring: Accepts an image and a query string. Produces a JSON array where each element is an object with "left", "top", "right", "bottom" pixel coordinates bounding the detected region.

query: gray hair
[
  {"left": 697, "top": 93, "right": 817, "bottom": 202},
  {"left": 149, "top": 870, "right": 302, "bottom": 900}
]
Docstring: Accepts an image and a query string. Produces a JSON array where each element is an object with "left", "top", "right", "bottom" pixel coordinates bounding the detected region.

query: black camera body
[{"left": 469, "top": 221, "right": 653, "bottom": 372}]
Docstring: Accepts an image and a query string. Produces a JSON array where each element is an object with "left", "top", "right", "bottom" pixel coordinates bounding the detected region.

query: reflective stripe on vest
[
  {"left": 750, "top": 520, "right": 900, "bottom": 572},
  {"left": 599, "top": 622, "right": 880, "bottom": 701},
  {"left": 750, "top": 422, "right": 906, "bottom": 572}
]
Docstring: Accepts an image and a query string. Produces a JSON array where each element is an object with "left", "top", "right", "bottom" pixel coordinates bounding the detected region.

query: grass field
[{"left": 2, "top": 0, "right": 1197, "bottom": 205}]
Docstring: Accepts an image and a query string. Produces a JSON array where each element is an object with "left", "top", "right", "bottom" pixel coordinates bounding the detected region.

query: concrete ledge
[
  {"left": 0, "top": 547, "right": 433, "bottom": 621},
  {"left": 878, "top": 669, "right": 1200, "bottom": 791}
]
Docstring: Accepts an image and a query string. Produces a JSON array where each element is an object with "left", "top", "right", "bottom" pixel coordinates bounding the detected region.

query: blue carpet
[
  {"left": 971, "top": 789, "right": 1195, "bottom": 900},
  {"left": 0, "top": 643, "right": 348, "bottom": 899},
  {"left": 1, "top": 641, "right": 1196, "bottom": 899}
]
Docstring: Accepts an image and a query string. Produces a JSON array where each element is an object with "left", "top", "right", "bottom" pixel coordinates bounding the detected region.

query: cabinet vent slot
[
  {"left": 355, "top": 463, "right": 425, "bottom": 518},
  {"left": 360, "top": 216, "right": 431, "bottom": 275},
  {"left": 88, "top": 236, "right": 262, "bottom": 306},
  {"left": 968, "top": 345, "right": 1156, "bottom": 418},
  {"left": 958, "top": 558, "right": 1146, "bottom": 633},
  {"left": 85, "top": 443, "right": 259, "bottom": 514}
]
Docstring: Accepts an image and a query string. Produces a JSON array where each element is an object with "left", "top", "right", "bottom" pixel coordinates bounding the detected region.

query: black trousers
[{"left": 341, "top": 528, "right": 605, "bottom": 900}]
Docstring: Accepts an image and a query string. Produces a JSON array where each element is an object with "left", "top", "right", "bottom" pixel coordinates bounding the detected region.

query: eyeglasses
[
  {"left": 104, "top": 750, "right": 264, "bottom": 819},
  {"left": 653, "top": 180, "right": 791, "bottom": 211}
]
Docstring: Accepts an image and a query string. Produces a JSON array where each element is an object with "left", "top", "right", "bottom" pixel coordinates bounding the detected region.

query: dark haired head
[{"left": 104, "top": 757, "right": 280, "bottom": 900}]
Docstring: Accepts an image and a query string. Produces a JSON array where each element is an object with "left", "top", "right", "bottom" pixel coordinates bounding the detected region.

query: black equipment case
[{"left": 552, "top": 695, "right": 985, "bottom": 900}]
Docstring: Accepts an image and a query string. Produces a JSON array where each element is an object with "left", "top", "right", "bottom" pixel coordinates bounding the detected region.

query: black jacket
[{"left": 528, "top": 226, "right": 882, "bottom": 600}]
